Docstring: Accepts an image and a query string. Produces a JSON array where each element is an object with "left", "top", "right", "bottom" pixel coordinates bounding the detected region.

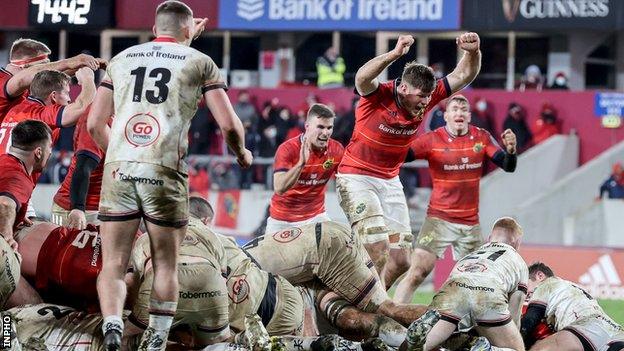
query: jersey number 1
[{"left": 130, "top": 67, "right": 171, "bottom": 104}]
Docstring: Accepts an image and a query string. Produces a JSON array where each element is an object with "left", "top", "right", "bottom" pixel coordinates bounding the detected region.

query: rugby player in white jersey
[
  {"left": 404, "top": 217, "right": 528, "bottom": 351},
  {"left": 87, "top": 1, "right": 252, "bottom": 350},
  {"left": 522, "top": 262, "right": 624, "bottom": 351}
]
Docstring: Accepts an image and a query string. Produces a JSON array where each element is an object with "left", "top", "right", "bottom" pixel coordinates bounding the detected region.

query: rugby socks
[
  {"left": 377, "top": 317, "right": 407, "bottom": 347},
  {"left": 102, "top": 315, "right": 124, "bottom": 336},
  {"left": 147, "top": 299, "right": 177, "bottom": 331}
]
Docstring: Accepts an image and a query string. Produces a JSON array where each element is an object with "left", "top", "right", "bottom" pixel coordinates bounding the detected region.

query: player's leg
[
  {"left": 383, "top": 248, "right": 411, "bottom": 290},
  {"left": 528, "top": 330, "right": 585, "bottom": 351},
  {"left": 474, "top": 323, "right": 525, "bottom": 351},
  {"left": 393, "top": 248, "right": 436, "bottom": 303},
  {"left": 265, "top": 275, "right": 305, "bottom": 336},
  {"left": 5, "top": 276, "right": 43, "bottom": 307}
]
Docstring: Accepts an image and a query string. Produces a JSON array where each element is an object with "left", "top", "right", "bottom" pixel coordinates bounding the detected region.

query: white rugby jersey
[
  {"left": 450, "top": 242, "right": 529, "bottom": 295},
  {"left": 103, "top": 37, "right": 225, "bottom": 174},
  {"left": 529, "top": 276, "right": 612, "bottom": 331}
]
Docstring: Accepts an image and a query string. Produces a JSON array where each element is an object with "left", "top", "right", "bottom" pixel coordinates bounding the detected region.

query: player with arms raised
[
  {"left": 87, "top": 1, "right": 252, "bottom": 350},
  {"left": 336, "top": 33, "right": 482, "bottom": 282}
]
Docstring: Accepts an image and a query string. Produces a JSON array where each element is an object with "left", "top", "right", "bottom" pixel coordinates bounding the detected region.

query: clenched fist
[
  {"left": 457, "top": 32, "right": 480, "bottom": 53},
  {"left": 501, "top": 129, "right": 517, "bottom": 154},
  {"left": 391, "top": 35, "right": 415, "bottom": 59}
]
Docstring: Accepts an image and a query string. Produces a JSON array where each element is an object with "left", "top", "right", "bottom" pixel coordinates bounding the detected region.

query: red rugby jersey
[
  {"left": 338, "top": 78, "right": 450, "bottom": 179},
  {"left": 270, "top": 135, "right": 344, "bottom": 222},
  {"left": 0, "top": 96, "right": 64, "bottom": 154},
  {"left": 0, "top": 154, "right": 35, "bottom": 230},
  {"left": 411, "top": 125, "right": 503, "bottom": 225},
  {"left": 54, "top": 112, "right": 105, "bottom": 211},
  {"left": 0, "top": 68, "right": 27, "bottom": 123},
  {"left": 35, "top": 224, "right": 101, "bottom": 311}
]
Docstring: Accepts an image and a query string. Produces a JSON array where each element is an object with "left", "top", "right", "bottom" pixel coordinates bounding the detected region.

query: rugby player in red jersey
[
  {"left": 393, "top": 95, "right": 517, "bottom": 303},
  {"left": 0, "top": 38, "right": 100, "bottom": 122},
  {"left": 336, "top": 33, "right": 482, "bottom": 281},
  {"left": 52, "top": 110, "right": 107, "bottom": 229},
  {"left": 0, "top": 68, "right": 96, "bottom": 156},
  {"left": 266, "top": 103, "right": 344, "bottom": 234}
]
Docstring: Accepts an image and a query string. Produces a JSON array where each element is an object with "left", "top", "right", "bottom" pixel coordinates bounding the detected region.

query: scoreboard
[{"left": 29, "top": 0, "right": 114, "bottom": 28}]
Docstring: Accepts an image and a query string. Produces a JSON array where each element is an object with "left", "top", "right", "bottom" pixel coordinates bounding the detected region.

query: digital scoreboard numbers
[{"left": 29, "top": 0, "right": 114, "bottom": 27}]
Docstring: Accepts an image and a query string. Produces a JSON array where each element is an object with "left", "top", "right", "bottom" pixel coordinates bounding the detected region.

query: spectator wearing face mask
[
  {"left": 532, "top": 103, "right": 561, "bottom": 144},
  {"left": 471, "top": 97, "right": 495, "bottom": 135},
  {"left": 549, "top": 72, "right": 569, "bottom": 90},
  {"left": 517, "top": 65, "right": 544, "bottom": 92}
]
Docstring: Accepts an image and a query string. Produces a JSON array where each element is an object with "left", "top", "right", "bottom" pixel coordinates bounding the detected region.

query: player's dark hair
[
  {"left": 155, "top": 1, "right": 193, "bottom": 33},
  {"left": 446, "top": 94, "right": 470, "bottom": 108},
  {"left": 307, "top": 103, "right": 335, "bottom": 121},
  {"left": 492, "top": 216, "right": 523, "bottom": 236},
  {"left": 11, "top": 120, "right": 52, "bottom": 151},
  {"left": 10, "top": 38, "right": 51, "bottom": 61},
  {"left": 29, "top": 70, "right": 71, "bottom": 100},
  {"left": 529, "top": 262, "right": 555, "bottom": 279},
  {"left": 402, "top": 61, "right": 436, "bottom": 93},
  {"left": 189, "top": 196, "right": 214, "bottom": 221}
]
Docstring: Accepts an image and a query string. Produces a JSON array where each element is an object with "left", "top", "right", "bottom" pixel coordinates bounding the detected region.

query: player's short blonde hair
[
  {"left": 446, "top": 94, "right": 469, "bottom": 109},
  {"left": 10, "top": 38, "right": 51, "bottom": 61},
  {"left": 30, "top": 70, "right": 70, "bottom": 100},
  {"left": 155, "top": 1, "right": 193, "bottom": 34},
  {"left": 492, "top": 217, "right": 523, "bottom": 237}
]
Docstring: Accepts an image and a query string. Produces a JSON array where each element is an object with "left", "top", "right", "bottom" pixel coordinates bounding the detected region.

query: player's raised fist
[
  {"left": 237, "top": 149, "right": 253, "bottom": 169},
  {"left": 73, "top": 53, "right": 99, "bottom": 71},
  {"left": 192, "top": 18, "right": 208, "bottom": 40},
  {"left": 391, "top": 35, "right": 414, "bottom": 59},
  {"left": 75, "top": 67, "right": 95, "bottom": 84},
  {"left": 501, "top": 128, "right": 517, "bottom": 154},
  {"left": 457, "top": 32, "right": 480, "bottom": 53}
]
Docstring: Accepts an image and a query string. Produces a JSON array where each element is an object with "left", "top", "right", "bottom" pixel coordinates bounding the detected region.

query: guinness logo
[{"left": 502, "top": 0, "right": 521, "bottom": 22}]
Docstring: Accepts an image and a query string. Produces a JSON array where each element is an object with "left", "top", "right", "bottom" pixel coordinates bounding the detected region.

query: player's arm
[
  {"left": 87, "top": 77, "right": 114, "bottom": 150},
  {"left": 58, "top": 67, "right": 96, "bottom": 127},
  {"left": 203, "top": 88, "right": 252, "bottom": 168},
  {"left": 0, "top": 195, "right": 18, "bottom": 250},
  {"left": 66, "top": 153, "right": 99, "bottom": 229},
  {"left": 4, "top": 54, "right": 100, "bottom": 98},
  {"left": 489, "top": 129, "right": 517, "bottom": 172},
  {"left": 445, "top": 32, "right": 482, "bottom": 94},
  {"left": 355, "top": 35, "right": 414, "bottom": 96},
  {"left": 508, "top": 289, "right": 526, "bottom": 328},
  {"left": 273, "top": 138, "right": 310, "bottom": 195}
]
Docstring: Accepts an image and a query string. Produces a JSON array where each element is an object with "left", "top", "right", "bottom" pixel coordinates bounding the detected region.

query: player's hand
[
  {"left": 457, "top": 32, "right": 480, "bottom": 53},
  {"left": 299, "top": 136, "right": 311, "bottom": 165},
  {"left": 192, "top": 18, "right": 208, "bottom": 40},
  {"left": 391, "top": 35, "right": 414, "bottom": 59},
  {"left": 73, "top": 53, "right": 99, "bottom": 71},
  {"left": 96, "top": 58, "right": 108, "bottom": 70},
  {"left": 75, "top": 67, "right": 95, "bottom": 85},
  {"left": 2, "top": 233, "right": 17, "bottom": 251},
  {"left": 68, "top": 209, "right": 87, "bottom": 230},
  {"left": 501, "top": 128, "right": 517, "bottom": 154},
  {"left": 236, "top": 149, "right": 253, "bottom": 169}
]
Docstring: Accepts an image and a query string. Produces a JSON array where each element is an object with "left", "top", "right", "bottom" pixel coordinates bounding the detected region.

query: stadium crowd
[{"left": 0, "top": 1, "right": 622, "bottom": 351}]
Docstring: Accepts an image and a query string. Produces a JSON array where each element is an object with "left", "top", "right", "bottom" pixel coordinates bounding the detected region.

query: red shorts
[{"left": 35, "top": 224, "right": 102, "bottom": 311}]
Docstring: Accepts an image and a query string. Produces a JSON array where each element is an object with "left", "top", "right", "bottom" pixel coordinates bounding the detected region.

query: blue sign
[
  {"left": 594, "top": 92, "right": 624, "bottom": 117},
  {"left": 219, "top": 0, "right": 460, "bottom": 31}
]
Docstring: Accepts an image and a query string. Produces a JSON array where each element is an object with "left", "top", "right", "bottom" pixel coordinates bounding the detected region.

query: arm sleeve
[
  {"left": 37, "top": 104, "right": 66, "bottom": 128},
  {"left": 69, "top": 154, "right": 99, "bottom": 211},
  {"left": 201, "top": 56, "right": 227, "bottom": 93},
  {"left": 273, "top": 143, "right": 297, "bottom": 173},
  {"left": 521, "top": 303, "right": 547, "bottom": 348},
  {"left": 428, "top": 77, "right": 452, "bottom": 107},
  {"left": 0, "top": 169, "right": 32, "bottom": 212},
  {"left": 491, "top": 151, "right": 517, "bottom": 172}
]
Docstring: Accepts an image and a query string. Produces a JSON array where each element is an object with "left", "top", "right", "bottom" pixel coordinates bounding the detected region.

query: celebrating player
[
  {"left": 393, "top": 95, "right": 517, "bottom": 302},
  {"left": 336, "top": 32, "right": 482, "bottom": 280},
  {"left": 0, "top": 38, "right": 100, "bottom": 121},
  {"left": 521, "top": 262, "right": 624, "bottom": 351},
  {"left": 404, "top": 217, "right": 527, "bottom": 351},
  {"left": 267, "top": 103, "right": 344, "bottom": 234},
  {"left": 87, "top": 2, "right": 251, "bottom": 349}
]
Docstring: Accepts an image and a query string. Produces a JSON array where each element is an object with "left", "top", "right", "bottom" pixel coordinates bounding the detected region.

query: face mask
[{"left": 555, "top": 77, "right": 566, "bottom": 86}]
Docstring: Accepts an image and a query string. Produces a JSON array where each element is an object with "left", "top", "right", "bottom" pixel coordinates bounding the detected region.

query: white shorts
[
  {"left": 415, "top": 216, "right": 483, "bottom": 260},
  {"left": 50, "top": 202, "right": 100, "bottom": 226},
  {"left": 564, "top": 314, "right": 624, "bottom": 351},
  {"left": 335, "top": 173, "right": 411, "bottom": 249},
  {"left": 265, "top": 212, "right": 331, "bottom": 235}
]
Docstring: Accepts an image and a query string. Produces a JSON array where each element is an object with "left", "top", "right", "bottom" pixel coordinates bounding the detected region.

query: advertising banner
[
  {"left": 219, "top": 0, "right": 460, "bottom": 31},
  {"left": 462, "top": 0, "right": 619, "bottom": 30}
]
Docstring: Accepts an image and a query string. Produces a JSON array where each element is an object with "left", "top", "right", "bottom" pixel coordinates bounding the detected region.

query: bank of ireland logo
[
  {"left": 237, "top": 0, "right": 264, "bottom": 21},
  {"left": 125, "top": 113, "right": 160, "bottom": 147}
]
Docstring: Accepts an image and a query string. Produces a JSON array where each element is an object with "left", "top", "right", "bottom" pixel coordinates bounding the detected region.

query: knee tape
[
  {"left": 323, "top": 297, "right": 351, "bottom": 327},
  {"left": 389, "top": 232, "right": 413, "bottom": 250},
  {"left": 354, "top": 217, "right": 389, "bottom": 244}
]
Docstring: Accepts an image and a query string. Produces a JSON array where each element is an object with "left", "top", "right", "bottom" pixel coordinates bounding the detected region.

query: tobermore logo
[
  {"left": 578, "top": 254, "right": 624, "bottom": 299},
  {"left": 237, "top": 0, "right": 264, "bottom": 21}
]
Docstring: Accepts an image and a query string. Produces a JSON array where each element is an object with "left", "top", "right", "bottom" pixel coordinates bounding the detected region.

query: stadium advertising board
[
  {"left": 218, "top": 0, "right": 460, "bottom": 31},
  {"left": 462, "top": 0, "right": 618, "bottom": 30},
  {"left": 28, "top": 0, "right": 114, "bottom": 28},
  {"left": 116, "top": 0, "right": 219, "bottom": 30}
]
